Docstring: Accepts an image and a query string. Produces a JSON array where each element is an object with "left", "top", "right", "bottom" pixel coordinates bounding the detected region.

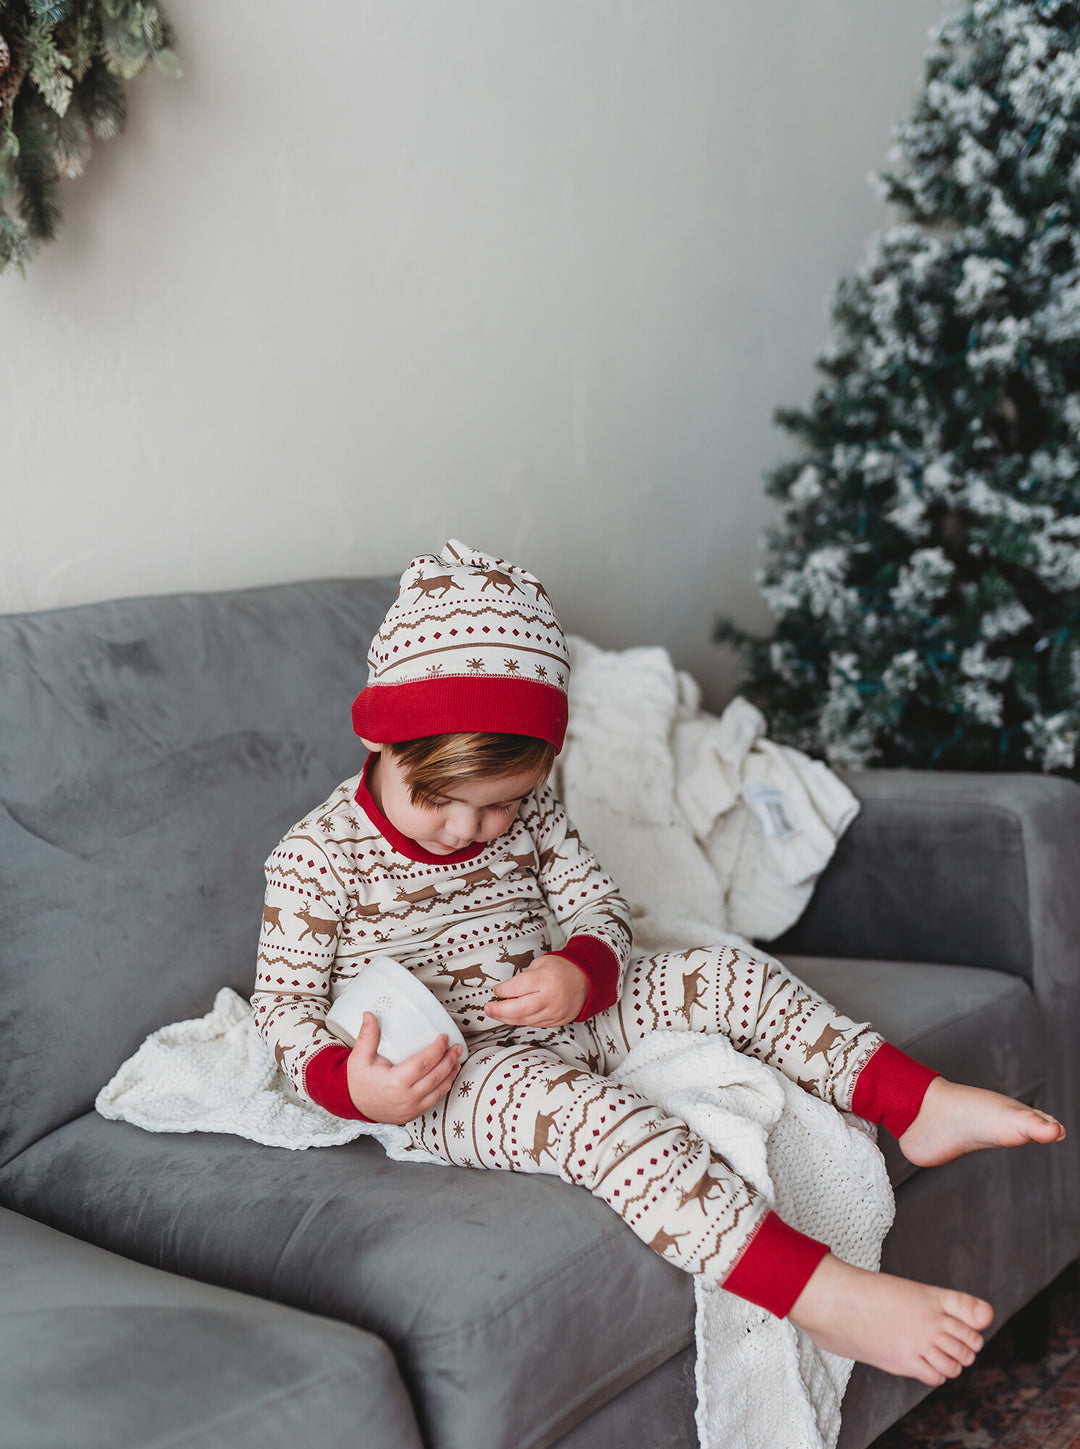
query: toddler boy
[{"left": 253, "top": 539, "right": 1064, "bottom": 1386}]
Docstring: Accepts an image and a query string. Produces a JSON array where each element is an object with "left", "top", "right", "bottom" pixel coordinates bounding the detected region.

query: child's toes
[
  {"left": 944, "top": 1289, "right": 994, "bottom": 1332},
  {"left": 919, "top": 1349, "right": 956, "bottom": 1384},
  {"left": 947, "top": 1320, "right": 985, "bottom": 1354},
  {"left": 939, "top": 1332, "right": 978, "bottom": 1368},
  {"left": 1027, "top": 1111, "right": 1065, "bottom": 1143}
]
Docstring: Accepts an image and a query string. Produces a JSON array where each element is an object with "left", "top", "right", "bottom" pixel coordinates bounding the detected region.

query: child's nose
[{"left": 444, "top": 803, "right": 482, "bottom": 841}]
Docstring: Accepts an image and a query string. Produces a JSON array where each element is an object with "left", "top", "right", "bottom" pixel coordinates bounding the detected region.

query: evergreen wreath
[
  {"left": 720, "top": 0, "right": 1080, "bottom": 779},
  {"left": 0, "top": 0, "right": 178, "bottom": 274}
]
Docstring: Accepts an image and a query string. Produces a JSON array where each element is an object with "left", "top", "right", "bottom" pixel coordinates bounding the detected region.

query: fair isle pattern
[
  {"left": 404, "top": 947, "right": 884, "bottom": 1285},
  {"left": 252, "top": 779, "right": 633, "bottom": 1090},
  {"left": 362, "top": 539, "right": 569, "bottom": 690},
  {"left": 253, "top": 772, "right": 884, "bottom": 1290}
]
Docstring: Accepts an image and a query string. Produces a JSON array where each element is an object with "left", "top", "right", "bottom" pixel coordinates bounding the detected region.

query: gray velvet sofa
[{"left": 1, "top": 576, "right": 1077, "bottom": 1449}]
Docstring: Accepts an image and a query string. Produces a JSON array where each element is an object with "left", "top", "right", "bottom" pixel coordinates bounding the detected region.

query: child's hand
[
  {"left": 484, "top": 953, "right": 589, "bottom": 1028},
  {"left": 346, "top": 1012, "right": 462, "bottom": 1124}
]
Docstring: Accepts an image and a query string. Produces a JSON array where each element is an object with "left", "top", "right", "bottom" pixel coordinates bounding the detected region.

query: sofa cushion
[
  {"left": 779, "top": 956, "right": 1047, "bottom": 1186},
  {"left": 0, "top": 1206, "right": 424, "bottom": 1449},
  {"left": 0, "top": 1121, "right": 694, "bottom": 1449},
  {"left": 769, "top": 775, "right": 1037, "bottom": 982},
  {"left": 0, "top": 579, "right": 396, "bottom": 1167}
]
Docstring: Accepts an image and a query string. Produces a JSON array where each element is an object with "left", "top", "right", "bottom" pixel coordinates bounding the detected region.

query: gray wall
[{"left": 0, "top": 1, "right": 942, "bottom": 708}]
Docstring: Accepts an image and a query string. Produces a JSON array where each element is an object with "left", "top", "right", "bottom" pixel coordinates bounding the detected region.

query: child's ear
[{"left": 359, "top": 738, "right": 383, "bottom": 752}]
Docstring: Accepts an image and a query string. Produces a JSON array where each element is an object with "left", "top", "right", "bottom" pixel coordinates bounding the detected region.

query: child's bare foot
[
  {"left": 898, "top": 1078, "right": 1065, "bottom": 1168},
  {"left": 788, "top": 1254, "right": 993, "bottom": 1385}
]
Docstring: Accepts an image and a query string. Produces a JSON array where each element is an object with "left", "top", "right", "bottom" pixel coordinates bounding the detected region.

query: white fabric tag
[{"left": 744, "top": 783, "right": 799, "bottom": 840}]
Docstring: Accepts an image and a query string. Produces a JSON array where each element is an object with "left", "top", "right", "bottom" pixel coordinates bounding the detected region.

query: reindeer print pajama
[{"left": 253, "top": 758, "right": 933, "bottom": 1314}]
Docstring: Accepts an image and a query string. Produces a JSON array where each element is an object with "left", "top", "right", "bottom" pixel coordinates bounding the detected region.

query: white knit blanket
[
  {"left": 554, "top": 635, "right": 860, "bottom": 942},
  {"left": 97, "top": 638, "right": 889, "bottom": 1449}
]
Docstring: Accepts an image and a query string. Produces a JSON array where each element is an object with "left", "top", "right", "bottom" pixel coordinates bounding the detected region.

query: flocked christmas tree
[
  {"left": 721, "top": 0, "right": 1080, "bottom": 776},
  {"left": 0, "top": 0, "right": 178, "bottom": 275}
]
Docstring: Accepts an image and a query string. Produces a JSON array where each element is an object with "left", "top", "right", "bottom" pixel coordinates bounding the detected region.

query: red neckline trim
[{"left": 354, "top": 755, "right": 486, "bottom": 866}]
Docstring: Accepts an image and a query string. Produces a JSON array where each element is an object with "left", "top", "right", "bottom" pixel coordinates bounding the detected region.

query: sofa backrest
[{"left": 0, "top": 577, "right": 397, "bottom": 1168}]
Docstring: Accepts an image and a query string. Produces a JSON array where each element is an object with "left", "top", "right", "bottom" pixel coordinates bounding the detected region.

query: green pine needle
[{"left": 0, "top": 0, "right": 178, "bottom": 270}]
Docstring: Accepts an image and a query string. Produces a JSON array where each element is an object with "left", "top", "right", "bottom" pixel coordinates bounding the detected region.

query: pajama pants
[{"left": 405, "top": 945, "right": 884, "bottom": 1289}]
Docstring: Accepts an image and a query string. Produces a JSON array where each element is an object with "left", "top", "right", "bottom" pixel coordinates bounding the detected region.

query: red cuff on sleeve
[
  {"left": 721, "top": 1210, "right": 830, "bottom": 1318},
  {"left": 850, "top": 1041, "right": 939, "bottom": 1139},
  {"left": 303, "top": 1043, "right": 372, "bottom": 1121},
  {"left": 556, "top": 934, "right": 622, "bottom": 1020}
]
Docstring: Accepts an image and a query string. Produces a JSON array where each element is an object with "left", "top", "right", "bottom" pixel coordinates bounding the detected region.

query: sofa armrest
[
  {"left": 770, "top": 766, "right": 1080, "bottom": 1283},
  {"left": 768, "top": 768, "right": 1080, "bottom": 994}
]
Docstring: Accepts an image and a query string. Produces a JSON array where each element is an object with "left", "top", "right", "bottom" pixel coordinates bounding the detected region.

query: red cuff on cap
[
  {"left": 556, "top": 935, "right": 622, "bottom": 1020},
  {"left": 850, "top": 1041, "right": 939, "bottom": 1139},
  {"left": 353, "top": 676, "right": 568, "bottom": 752},
  {"left": 303, "top": 1043, "right": 372, "bottom": 1121},
  {"left": 721, "top": 1211, "right": 831, "bottom": 1318}
]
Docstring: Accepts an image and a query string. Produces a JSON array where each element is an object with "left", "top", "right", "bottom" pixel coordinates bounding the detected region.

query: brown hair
[{"left": 385, "top": 732, "right": 556, "bottom": 805}]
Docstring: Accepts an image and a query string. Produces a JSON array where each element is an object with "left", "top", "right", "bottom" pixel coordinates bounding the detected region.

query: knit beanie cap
[{"left": 352, "top": 539, "right": 569, "bottom": 750}]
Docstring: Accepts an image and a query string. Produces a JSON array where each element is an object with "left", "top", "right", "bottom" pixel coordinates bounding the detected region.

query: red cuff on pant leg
[
  {"left": 850, "top": 1041, "right": 939, "bottom": 1139},
  {"left": 720, "top": 1210, "right": 831, "bottom": 1318}
]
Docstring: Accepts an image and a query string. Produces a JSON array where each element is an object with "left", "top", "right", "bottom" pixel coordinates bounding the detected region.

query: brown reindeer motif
[
  {"left": 527, "top": 579, "right": 551, "bottom": 604},
  {"left": 461, "top": 864, "right": 499, "bottom": 887},
  {"left": 410, "top": 574, "right": 464, "bottom": 601},
  {"left": 294, "top": 1014, "right": 328, "bottom": 1033},
  {"left": 261, "top": 905, "right": 285, "bottom": 936},
  {"left": 679, "top": 966, "right": 709, "bottom": 1021},
  {"left": 544, "top": 1067, "right": 589, "bottom": 1095},
  {"left": 649, "top": 1226, "right": 689, "bottom": 1258},
  {"left": 273, "top": 1042, "right": 295, "bottom": 1073},
  {"left": 802, "top": 1023, "right": 848, "bottom": 1064},
  {"left": 352, "top": 899, "right": 387, "bottom": 918},
  {"left": 294, "top": 907, "right": 338, "bottom": 947},
  {"left": 538, "top": 844, "right": 560, "bottom": 871},
  {"left": 497, "top": 944, "right": 535, "bottom": 974},
  {"left": 795, "top": 1076, "right": 819, "bottom": 1094},
  {"left": 477, "top": 569, "right": 522, "bottom": 596},
  {"left": 395, "top": 883, "right": 441, "bottom": 905},
  {"left": 525, "top": 1108, "right": 561, "bottom": 1166},
  {"left": 593, "top": 904, "right": 632, "bottom": 934},
  {"left": 503, "top": 848, "right": 536, "bottom": 871},
  {"left": 677, "top": 1168, "right": 725, "bottom": 1215},
  {"left": 437, "top": 961, "right": 497, "bottom": 991}
]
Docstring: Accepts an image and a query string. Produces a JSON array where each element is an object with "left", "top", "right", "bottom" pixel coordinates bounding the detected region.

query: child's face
[{"left": 365, "top": 746, "right": 543, "bottom": 855}]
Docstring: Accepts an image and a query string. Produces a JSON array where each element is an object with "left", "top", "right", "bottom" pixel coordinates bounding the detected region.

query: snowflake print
[
  {"left": 504, "top": 658, "right": 520, "bottom": 673},
  {"left": 426, "top": 663, "right": 445, "bottom": 675},
  {"left": 535, "top": 664, "right": 548, "bottom": 678},
  {"left": 605, "top": 1036, "right": 617, "bottom": 1053},
  {"left": 458, "top": 1080, "right": 473, "bottom": 1096},
  {"left": 453, "top": 1120, "right": 465, "bottom": 1139},
  {"left": 466, "top": 657, "right": 485, "bottom": 671}
]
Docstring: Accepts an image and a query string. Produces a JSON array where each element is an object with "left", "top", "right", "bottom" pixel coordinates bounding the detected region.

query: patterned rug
[{"left": 872, "top": 1266, "right": 1080, "bottom": 1449}]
